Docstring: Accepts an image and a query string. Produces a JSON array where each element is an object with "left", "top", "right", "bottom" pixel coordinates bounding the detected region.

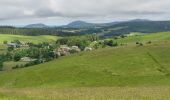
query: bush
[
  {"left": 7, "top": 46, "right": 14, "bottom": 51},
  {"left": 25, "top": 60, "right": 41, "bottom": 67},
  {"left": 3, "top": 41, "right": 8, "bottom": 44},
  {"left": 139, "top": 43, "right": 143, "bottom": 46},
  {"left": 12, "top": 65, "right": 19, "bottom": 69},
  {"left": 12, "top": 40, "right": 21, "bottom": 45},
  {"left": 147, "top": 41, "right": 152, "bottom": 44},
  {"left": 104, "top": 40, "right": 118, "bottom": 47},
  {"left": 136, "top": 42, "right": 143, "bottom": 46},
  {"left": 69, "top": 49, "right": 78, "bottom": 54},
  {"left": 136, "top": 42, "right": 140, "bottom": 44},
  {"left": 14, "top": 53, "right": 21, "bottom": 61},
  {"left": 0, "top": 61, "right": 3, "bottom": 71}
]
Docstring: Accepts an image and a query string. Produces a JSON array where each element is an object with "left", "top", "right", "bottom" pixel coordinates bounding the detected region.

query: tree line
[{"left": 0, "top": 27, "right": 102, "bottom": 36}]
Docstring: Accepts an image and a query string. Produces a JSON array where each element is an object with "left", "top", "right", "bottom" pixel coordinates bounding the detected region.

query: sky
[{"left": 0, "top": 0, "right": 170, "bottom": 26}]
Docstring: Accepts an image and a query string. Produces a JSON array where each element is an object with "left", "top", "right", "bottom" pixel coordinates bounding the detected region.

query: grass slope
[
  {"left": 0, "top": 32, "right": 170, "bottom": 99},
  {"left": 117, "top": 31, "right": 170, "bottom": 43},
  {"left": 0, "top": 34, "right": 58, "bottom": 44},
  {"left": 0, "top": 43, "right": 170, "bottom": 99},
  {"left": 1, "top": 44, "right": 170, "bottom": 88}
]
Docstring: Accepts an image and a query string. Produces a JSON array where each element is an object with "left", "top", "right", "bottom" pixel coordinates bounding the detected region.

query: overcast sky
[{"left": 0, "top": 0, "right": 170, "bottom": 26}]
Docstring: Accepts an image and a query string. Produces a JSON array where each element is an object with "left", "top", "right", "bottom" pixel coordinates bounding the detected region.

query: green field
[
  {"left": 0, "top": 32, "right": 170, "bottom": 99},
  {"left": 0, "top": 34, "right": 58, "bottom": 44},
  {"left": 117, "top": 32, "right": 170, "bottom": 44}
]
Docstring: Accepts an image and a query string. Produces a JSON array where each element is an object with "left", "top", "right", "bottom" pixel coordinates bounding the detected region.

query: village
[
  {"left": 0, "top": 34, "right": 119, "bottom": 71},
  {"left": 7, "top": 41, "right": 93, "bottom": 60}
]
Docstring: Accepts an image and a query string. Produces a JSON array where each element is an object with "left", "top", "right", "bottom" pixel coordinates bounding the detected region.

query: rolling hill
[
  {"left": 65, "top": 21, "right": 95, "bottom": 28},
  {"left": 0, "top": 32, "right": 170, "bottom": 99},
  {"left": 102, "top": 20, "right": 170, "bottom": 36},
  {"left": 24, "top": 23, "right": 48, "bottom": 28},
  {"left": 2, "top": 20, "right": 170, "bottom": 37},
  {"left": 0, "top": 44, "right": 170, "bottom": 88}
]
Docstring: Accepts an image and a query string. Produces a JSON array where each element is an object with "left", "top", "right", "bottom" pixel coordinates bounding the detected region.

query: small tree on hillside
[
  {"left": 104, "top": 40, "right": 118, "bottom": 47},
  {"left": 0, "top": 61, "right": 3, "bottom": 71},
  {"left": 14, "top": 53, "right": 21, "bottom": 61},
  {"left": 3, "top": 41, "right": 8, "bottom": 44}
]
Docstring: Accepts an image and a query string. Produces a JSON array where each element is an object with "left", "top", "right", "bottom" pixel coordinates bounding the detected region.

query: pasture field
[
  {"left": 117, "top": 31, "right": 170, "bottom": 44},
  {"left": 0, "top": 34, "right": 59, "bottom": 44}
]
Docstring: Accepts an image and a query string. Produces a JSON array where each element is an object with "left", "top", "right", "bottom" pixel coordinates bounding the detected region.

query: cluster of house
[
  {"left": 6, "top": 42, "right": 93, "bottom": 62},
  {"left": 19, "top": 46, "right": 93, "bottom": 62},
  {"left": 54, "top": 45, "right": 93, "bottom": 56}
]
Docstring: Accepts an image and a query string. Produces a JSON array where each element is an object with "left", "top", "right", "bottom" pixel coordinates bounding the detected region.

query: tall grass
[{"left": 0, "top": 87, "right": 170, "bottom": 100}]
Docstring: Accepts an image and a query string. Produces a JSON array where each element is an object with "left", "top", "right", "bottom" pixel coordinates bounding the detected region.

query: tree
[
  {"left": 14, "top": 53, "right": 21, "bottom": 61},
  {"left": 136, "top": 42, "right": 140, "bottom": 44},
  {"left": 12, "top": 40, "right": 21, "bottom": 45},
  {"left": 7, "top": 46, "right": 14, "bottom": 51},
  {"left": 56, "top": 38, "right": 69, "bottom": 45},
  {"left": 0, "top": 61, "right": 3, "bottom": 71},
  {"left": 3, "top": 40, "right": 8, "bottom": 44},
  {"left": 147, "top": 41, "right": 152, "bottom": 44},
  {"left": 104, "top": 40, "right": 118, "bottom": 47}
]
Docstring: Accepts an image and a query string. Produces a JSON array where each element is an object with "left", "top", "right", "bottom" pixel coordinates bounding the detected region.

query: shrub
[
  {"left": 69, "top": 49, "right": 78, "bottom": 54},
  {"left": 136, "top": 42, "right": 143, "bottom": 46},
  {"left": 139, "top": 43, "right": 143, "bottom": 46},
  {"left": 12, "top": 65, "right": 19, "bottom": 69},
  {"left": 3, "top": 41, "right": 8, "bottom": 44},
  {"left": 0, "top": 61, "right": 3, "bottom": 71},
  {"left": 104, "top": 40, "right": 118, "bottom": 47},
  {"left": 136, "top": 42, "right": 140, "bottom": 44},
  {"left": 14, "top": 53, "right": 21, "bottom": 61},
  {"left": 7, "top": 46, "right": 14, "bottom": 51},
  {"left": 147, "top": 41, "right": 152, "bottom": 44}
]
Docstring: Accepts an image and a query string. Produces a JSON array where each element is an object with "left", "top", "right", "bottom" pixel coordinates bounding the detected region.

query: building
[
  {"left": 20, "top": 57, "right": 37, "bottom": 62},
  {"left": 7, "top": 43, "right": 19, "bottom": 48}
]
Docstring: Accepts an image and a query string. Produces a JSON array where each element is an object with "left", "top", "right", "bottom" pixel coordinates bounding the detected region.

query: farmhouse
[
  {"left": 7, "top": 43, "right": 19, "bottom": 48},
  {"left": 84, "top": 47, "right": 93, "bottom": 51},
  {"left": 71, "top": 46, "right": 81, "bottom": 52},
  {"left": 20, "top": 57, "right": 37, "bottom": 62},
  {"left": 57, "top": 45, "right": 71, "bottom": 56}
]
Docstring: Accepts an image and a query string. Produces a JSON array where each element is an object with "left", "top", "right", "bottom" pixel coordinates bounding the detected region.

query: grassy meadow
[
  {"left": 0, "top": 34, "right": 59, "bottom": 44},
  {"left": 0, "top": 87, "right": 170, "bottom": 100},
  {"left": 0, "top": 32, "right": 170, "bottom": 99},
  {"left": 117, "top": 32, "right": 170, "bottom": 44}
]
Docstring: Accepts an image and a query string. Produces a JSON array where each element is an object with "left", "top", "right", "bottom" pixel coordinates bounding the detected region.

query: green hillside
[
  {"left": 0, "top": 32, "right": 170, "bottom": 99},
  {"left": 1, "top": 44, "right": 170, "bottom": 87},
  {"left": 117, "top": 31, "right": 170, "bottom": 43},
  {"left": 0, "top": 34, "right": 58, "bottom": 44},
  {"left": 104, "top": 20, "right": 170, "bottom": 36}
]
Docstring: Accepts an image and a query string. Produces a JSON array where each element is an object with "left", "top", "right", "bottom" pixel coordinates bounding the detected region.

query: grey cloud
[{"left": 0, "top": 0, "right": 170, "bottom": 24}]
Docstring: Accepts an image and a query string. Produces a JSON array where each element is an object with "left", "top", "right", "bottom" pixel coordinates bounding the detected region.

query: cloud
[{"left": 0, "top": 0, "right": 170, "bottom": 25}]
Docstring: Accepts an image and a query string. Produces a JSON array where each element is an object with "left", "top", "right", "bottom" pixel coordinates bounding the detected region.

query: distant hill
[
  {"left": 65, "top": 21, "right": 95, "bottom": 28},
  {"left": 64, "top": 20, "right": 121, "bottom": 28},
  {"left": 129, "top": 19, "right": 151, "bottom": 22},
  {"left": 102, "top": 20, "right": 170, "bottom": 37},
  {"left": 24, "top": 23, "right": 48, "bottom": 28},
  {"left": 2, "top": 19, "right": 170, "bottom": 37}
]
